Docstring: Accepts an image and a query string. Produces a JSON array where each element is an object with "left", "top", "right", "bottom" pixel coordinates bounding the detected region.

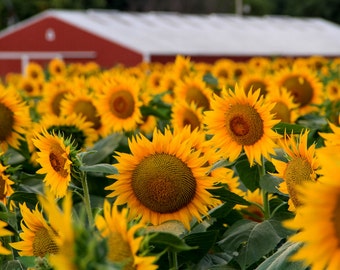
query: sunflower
[
  {"left": 95, "top": 74, "right": 143, "bottom": 133},
  {"left": 0, "top": 220, "right": 13, "bottom": 255},
  {"left": 171, "top": 101, "right": 204, "bottom": 132},
  {"left": 24, "top": 62, "right": 45, "bottom": 82},
  {"left": 325, "top": 79, "right": 340, "bottom": 102},
  {"left": 173, "top": 73, "right": 213, "bottom": 110},
  {"left": 0, "top": 154, "right": 15, "bottom": 207},
  {"left": 59, "top": 79, "right": 105, "bottom": 135},
  {"left": 36, "top": 189, "right": 76, "bottom": 270},
  {"left": 0, "top": 86, "right": 31, "bottom": 151},
  {"left": 319, "top": 121, "right": 340, "bottom": 148},
  {"left": 204, "top": 84, "right": 281, "bottom": 166},
  {"left": 211, "top": 59, "right": 235, "bottom": 88},
  {"left": 31, "top": 113, "right": 98, "bottom": 151},
  {"left": 271, "top": 64, "right": 324, "bottom": 115},
  {"left": 238, "top": 72, "right": 272, "bottom": 97},
  {"left": 283, "top": 179, "right": 340, "bottom": 270},
  {"left": 172, "top": 55, "right": 193, "bottom": 80},
  {"left": 271, "top": 130, "right": 319, "bottom": 211},
  {"left": 10, "top": 202, "right": 59, "bottom": 257},
  {"left": 96, "top": 200, "right": 158, "bottom": 270},
  {"left": 265, "top": 87, "right": 299, "bottom": 123},
  {"left": 18, "top": 76, "right": 42, "bottom": 96},
  {"left": 48, "top": 58, "right": 66, "bottom": 77},
  {"left": 32, "top": 129, "right": 73, "bottom": 198},
  {"left": 37, "top": 77, "right": 73, "bottom": 116},
  {"left": 106, "top": 127, "right": 219, "bottom": 229}
]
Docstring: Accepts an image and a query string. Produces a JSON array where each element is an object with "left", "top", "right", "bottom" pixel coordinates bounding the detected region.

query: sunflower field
[{"left": 0, "top": 55, "right": 340, "bottom": 270}]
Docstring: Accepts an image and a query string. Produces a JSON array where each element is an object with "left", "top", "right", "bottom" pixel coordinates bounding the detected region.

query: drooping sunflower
[
  {"left": 173, "top": 73, "right": 213, "bottom": 110},
  {"left": 0, "top": 86, "right": 31, "bottom": 151},
  {"left": 271, "top": 130, "right": 319, "bottom": 211},
  {"left": 283, "top": 179, "right": 340, "bottom": 270},
  {"left": 96, "top": 200, "right": 158, "bottom": 270},
  {"left": 171, "top": 101, "right": 204, "bottom": 132},
  {"left": 265, "top": 87, "right": 299, "bottom": 123},
  {"left": 0, "top": 220, "right": 13, "bottom": 255},
  {"left": 48, "top": 58, "right": 66, "bottom": 77},
  {"left": 10, "top": 202, "right": 59, "bottom": 257},
  {"left": 32, "top": 129, "right": 73, "bottom": 198},
  {"left": 204, "top": 84, "right": 281, "bottom": 166},
  {"left": 106, "top": 127, "right": 219, "bottom": 229},
  {"left": 271, "top": 64, "right": 324, "bottom": 115}
]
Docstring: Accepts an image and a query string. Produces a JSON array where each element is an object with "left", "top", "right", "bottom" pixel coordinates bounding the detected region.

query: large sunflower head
[
  {"left": 283, "top": 178, "right": 340, "bottom": 270},
  {"left": 271, "top": 130, "right": 319, "bottom": 211},
  {"left": 204, "top": 84, "right": 281, "bottom": 166},
  {"left": 32, "top": 129, "right": 74, "bottom": 198},
  {"left": 0, "top": 86, "right": 31, "bottom": 151},
  {"left": 95, "top": 74, "right": 143, "bottom": 133},
  {"left": 106, "top": 127, "right": 219, "bottom": 229},
  {"left": 238, "top": 72, "right": 272, "bottom": 97},
  {"left": 96, "top": 200, "right": 158, "bottom": 269},
  {"left": 271, "top": 64, "right": 324, "bottom": 115},
  {"left": 10, "top": 202, "right": 59, "bottom": 257}
]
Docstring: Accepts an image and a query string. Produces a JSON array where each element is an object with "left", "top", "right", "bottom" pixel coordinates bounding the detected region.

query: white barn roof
[{"left": 2, "top": 9, "right": 340, "bottom": 58}]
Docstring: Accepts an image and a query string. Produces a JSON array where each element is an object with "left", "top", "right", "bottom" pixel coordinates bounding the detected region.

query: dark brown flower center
[
  {"left": 52, "top": 91, "right": 67, "bottom": 116},
  {"left": 132, "top": 153, "right": 197, "bottom": 213},
  {"left": 0, "top": 175, "right": 6, "bottom": 200},
  {"left": 110, "top": 90, "right": 135, "bottom": 119},
  {"left": 0, "top": 103, "right": 14, "bottom": 142},
  {"left": 226, "top": 104, "right": 264, "bottom": 145},
  {"left": 49, "top": 146, "right": 69, "bottom": 178}
]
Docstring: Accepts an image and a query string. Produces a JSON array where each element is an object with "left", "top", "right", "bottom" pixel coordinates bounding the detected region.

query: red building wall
[{"left": 0, "top": 16, "right": 143, "bottom": 76}]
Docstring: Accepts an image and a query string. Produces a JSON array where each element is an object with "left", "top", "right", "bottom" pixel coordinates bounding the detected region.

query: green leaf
[
  {"left": 81, "top": 133, "right": 123, "bottom": 165},
  {"left": 8, "top": 192, "right": 39, "bottom": 208},
  {"left": 208, "top": 186, "right": 250, "bottom": 207},
  {"left": 203, "top": 73, "right": 219, "bottom": 87},
  {"left": 16, "top": 256, "right": 36, "bottom": 268},
  {"left": 255, "top": 241, "right": 306, "bottom": 270},
  {"left": 259, "top": 174, "right": 283, "bottom": 194},
  {"left": 80, "top": 164, "right": 118, "bottom": 175},
  {"left": 218, "top": 219, "right": 288, "bottom": 269},
  {"left": 273, "top": 122, "right": 308, "bottom": 135},
  {"left": 148, "top": 232, "right": 196, "bottom": 252},
  {"left": 178, "top": 230, "right": 219, "bottom": 263},
  {"left": 235, "top": 159, "right": 259, "bottom": 192}
]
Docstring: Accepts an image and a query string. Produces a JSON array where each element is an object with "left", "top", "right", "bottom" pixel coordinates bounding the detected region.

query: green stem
[
  {"left": 259, "top": 156, "right": 270, "bottom": 220},
  {"left": 80, "top": 171, "right": 94, "bottom": 226},
  {"left": 168, "top": 249, "right": 178, "bottom": 270}
]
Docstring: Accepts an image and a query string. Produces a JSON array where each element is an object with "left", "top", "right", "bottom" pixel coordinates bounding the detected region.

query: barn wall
[{"left": 0, "top": 16, "right": 143, "bottom": 76}]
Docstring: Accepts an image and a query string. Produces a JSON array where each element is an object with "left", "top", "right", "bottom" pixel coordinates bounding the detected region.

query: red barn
[{"left": 1, "top": 9, "right": 340, "bottom": 76}]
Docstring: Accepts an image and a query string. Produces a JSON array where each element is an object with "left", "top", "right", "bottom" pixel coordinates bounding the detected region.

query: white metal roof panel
[{"left": 2, "top": 9, "right": 340, "bottom": 57}]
